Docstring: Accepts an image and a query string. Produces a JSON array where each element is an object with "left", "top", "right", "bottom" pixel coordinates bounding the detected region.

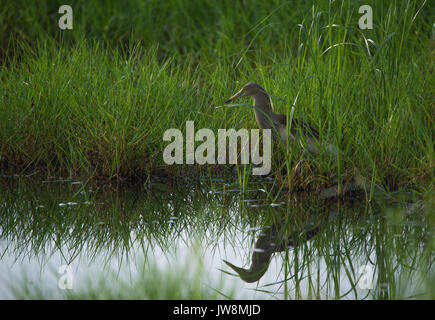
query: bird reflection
[{"left": 223, "top": 215, "right": 321, "bottom": 283}]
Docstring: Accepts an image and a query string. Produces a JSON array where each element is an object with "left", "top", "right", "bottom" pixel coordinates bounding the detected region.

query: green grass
[{"left": 0, "top": 0, "right": 433, "bottom": 193}]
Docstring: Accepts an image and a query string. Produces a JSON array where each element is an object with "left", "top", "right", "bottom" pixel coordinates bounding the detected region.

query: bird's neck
[{"left": 252, "top": 92, "right": 275, "bottom": 130}]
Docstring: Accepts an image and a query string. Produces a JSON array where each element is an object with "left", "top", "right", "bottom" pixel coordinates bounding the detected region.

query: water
[{"left": 0, "top": 176, "right": 433, "bottom": 299}]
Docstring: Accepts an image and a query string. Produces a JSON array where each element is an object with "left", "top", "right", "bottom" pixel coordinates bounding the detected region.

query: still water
[{"left": 0, "top": 176, "right": 433, "bottom": 299}]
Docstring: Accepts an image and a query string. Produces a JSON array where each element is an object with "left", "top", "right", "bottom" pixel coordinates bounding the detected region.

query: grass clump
[{"left": 0, "top": 0, "right": 433, "bottom": 192}]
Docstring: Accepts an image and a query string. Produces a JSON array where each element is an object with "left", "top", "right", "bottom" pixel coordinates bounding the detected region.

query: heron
[
  {"left": 225, "top": 82, "right": 337, "bottom": 154},
  {"left": 224, "top": 82, "right": 377, "bottom": 197}
]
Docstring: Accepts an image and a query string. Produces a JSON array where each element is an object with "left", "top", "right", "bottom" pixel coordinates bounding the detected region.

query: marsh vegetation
[
  {"left": 0, "top": 0, "right": 433, "bottom": 193},
  {"left": 0, "top": 0, "right": 433, "bottom": 300}
]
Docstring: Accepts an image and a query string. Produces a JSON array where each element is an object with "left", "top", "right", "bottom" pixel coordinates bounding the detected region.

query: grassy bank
[{"left": 0, "top": 0, "right": 433, "bottom": 192}]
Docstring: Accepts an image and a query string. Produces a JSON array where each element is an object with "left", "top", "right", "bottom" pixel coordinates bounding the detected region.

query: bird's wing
[
  {"left": 273, "top": 114, "right": 319, "bottom": 140},
  {"left": 292, "top": 118, "right": 319, "bottom": 140},
  {"left": 272, "top": 113, "right": 286, "bottom": 127}
]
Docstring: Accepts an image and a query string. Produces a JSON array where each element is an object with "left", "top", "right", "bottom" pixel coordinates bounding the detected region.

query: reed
[{"left": 0, "top": 0, "right": 433, "bottom": 192}]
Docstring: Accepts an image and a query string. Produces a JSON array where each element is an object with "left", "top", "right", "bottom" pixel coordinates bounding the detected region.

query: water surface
[{"left": 0, "top": 176, "right": 433, "bottom": 299}]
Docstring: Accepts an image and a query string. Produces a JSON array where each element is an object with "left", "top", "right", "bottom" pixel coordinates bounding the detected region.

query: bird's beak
[
  {"left": 225, "top": 89, "right": 244, "bottom": 103},
  {"left": 223, "top": 260, "right": 268, "bottom": 283}
]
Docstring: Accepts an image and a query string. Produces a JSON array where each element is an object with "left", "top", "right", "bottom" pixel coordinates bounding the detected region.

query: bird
[
  {"left": 225, "top": 82, "right": 337, "bottom": 154},
  {"left": 224, "top": 83, "right": 378, "bottom": 197},
  {"left": 223, "top": 218, "right": 321, "bottom": 283}
]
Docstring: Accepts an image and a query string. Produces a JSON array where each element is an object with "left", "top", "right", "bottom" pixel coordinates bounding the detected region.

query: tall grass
[{"left": 0, "top": 0, "right": 433, "bottom": 192}]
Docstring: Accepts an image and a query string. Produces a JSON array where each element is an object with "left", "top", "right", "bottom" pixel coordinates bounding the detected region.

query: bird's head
[{"left": 225, "top": 82, "right": 266, "bottom": 103}]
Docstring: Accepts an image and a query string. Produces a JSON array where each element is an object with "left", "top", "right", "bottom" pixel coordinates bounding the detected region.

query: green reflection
[{"left": 0, "top": 177, "right": 433, "bottom": 299}]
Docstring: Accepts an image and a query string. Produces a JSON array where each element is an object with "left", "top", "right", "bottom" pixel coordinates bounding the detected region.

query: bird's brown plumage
[{"left": 226, "top": 82, "right": 320, "bottom": 152}]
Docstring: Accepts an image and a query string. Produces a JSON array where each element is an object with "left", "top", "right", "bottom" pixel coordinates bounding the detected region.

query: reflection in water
[
  {"left": 224, "top": 218, "right": 321, "bottom": 283},
  {"left": 0, "top": 176, "right": 433, "bottom": 299}
]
